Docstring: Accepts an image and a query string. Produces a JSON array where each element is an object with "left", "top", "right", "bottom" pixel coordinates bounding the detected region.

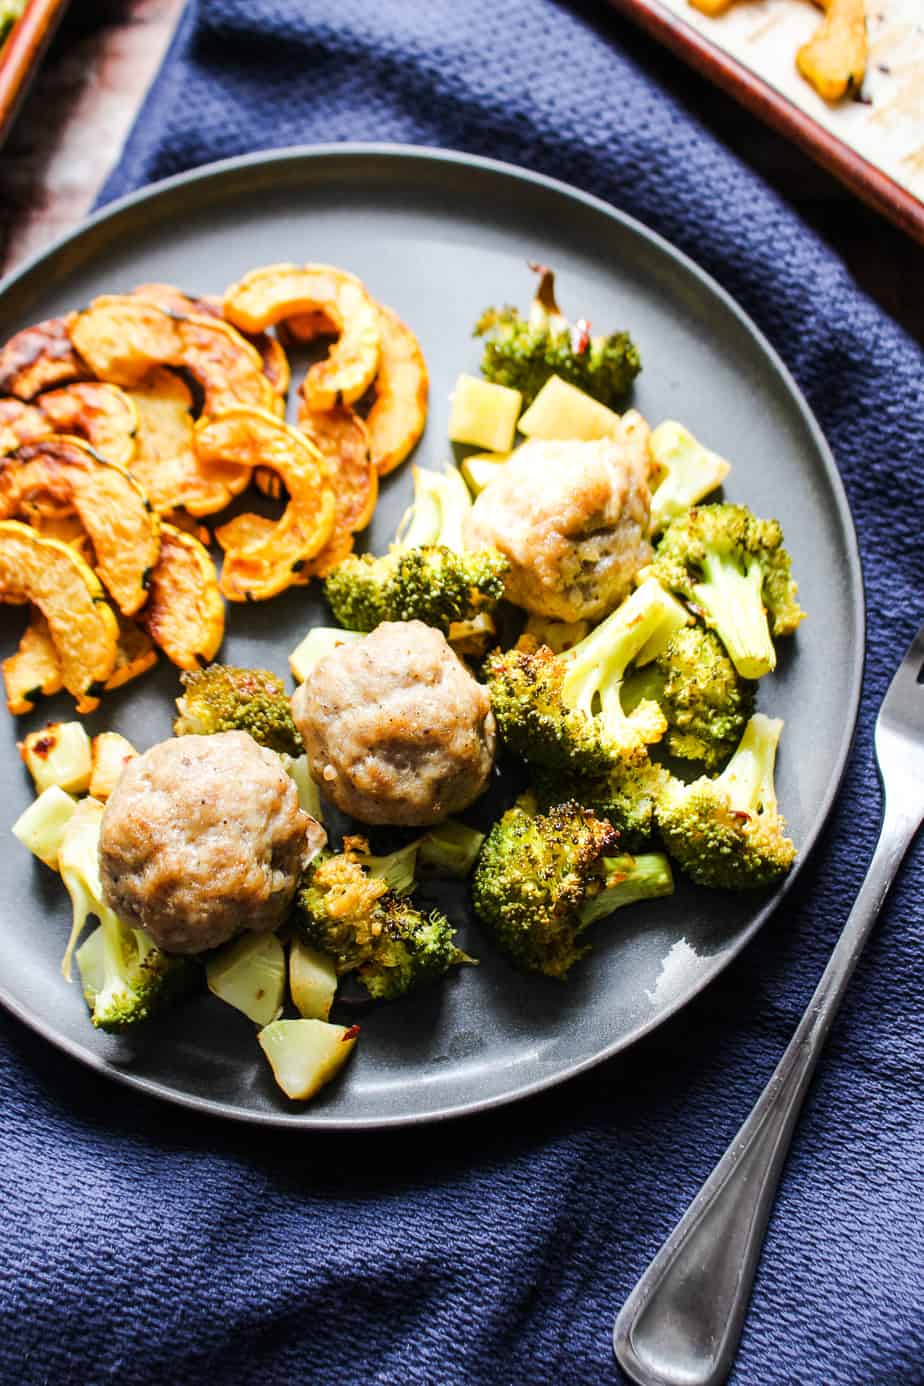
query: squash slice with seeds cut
[
  {"left": 365, "top": 302, "right": 429, "bottom": 475},
  {"left": 137, "top": 523, "right": 224, "bottom": 670},
  {"left": 0, "top": 438, "right": 160, "bottom": 617},
  {"left": 69, "top": 296, "right": 184, "bottom": 387},
  {"left": 200, "top": 407, "right": 335, "bottom": 602},
  {"left": 2, "top": 607, "right": 63, "bottom": 715},
  {"left": 0, "top": 316, "right": 91, "bottom": 400},
  {"left": 223, "top": 263, "right": 380, "bottom": 410},
  {"left": 0, "top": 521, "right": 118, "bottom": 712},
  {"left": 38, "top": 383, "right": 138, "bottom": 469}
]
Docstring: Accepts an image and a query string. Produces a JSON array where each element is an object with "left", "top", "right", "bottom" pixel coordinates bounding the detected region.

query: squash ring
[
  {"left": 0, "top": 317, "right": 91, "bottom": 400},
  {"left": 0, "top": 437, "right": 160, "bottom": 617},
  {"left": 0, "top": 519, "right": 118, "bottom": 711},
  {"left": 137, "top": 522, "right": 225, "bottom": 670},
  {"left": 223, "top": 263, "right": 380, "bottom": 410},
  {"left": 2, "top": 607, "right": 64, "bottom": 715},
  {"left": 1, "top": 399, "right": 50, "bottom": 454},
  {"left": 37, "top": 383, "right": 138, "bottom": 469},
  {"left": 364, "top": 302, "right": 429, "bottom": 475}
]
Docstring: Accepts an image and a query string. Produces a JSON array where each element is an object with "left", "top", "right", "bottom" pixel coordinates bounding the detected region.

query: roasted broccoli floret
[
  {"left": 174, "top": 664, "right": 302, "bottom": 756},
  {"left": 532, "top": 756, "right": 670, "bottom": 853},
  {"left": 323, "top": 546, "right": 509, "bottom": 635},
  {"left": 471, "top": 796, "right": 673, "bottom": 978},
  {"left": 658, "top": 713, "right": 796, "bottom": 889},
  {"left": 648, "top": 421, "right": 731, "bottom": 534},
  {"left": 59, "top": 798, "right": 193, "bottom": 1032},
  {"left": 295, "top": 836, "right": 473, "bottom": 1001},
  {"left": 475, "top": 265, "right": 641, "bottom": 409},
  {"left": 486, "top": 578, "right": 684, "bottom": 776},
  {"left": 622, "top": 625, "right": 756, "bottom": 771},
  {"left": 644, "top": 504, "right": 804, "bottom": 679}
]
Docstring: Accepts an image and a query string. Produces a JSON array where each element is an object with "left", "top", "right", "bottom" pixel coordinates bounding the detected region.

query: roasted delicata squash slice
[
  {"left": 137, "top": 522, "right": 224, "bottom": 669},
  {"left": 0, "top": 399, "right": 50, "bottom": 454},
  {"left": 223, "top": 263, "right": 381, "bottom": 410},
  {"left": 365, "top": 302, "right": 429, "bottom": 475},
  {"left": 0, "top": 521, "right": 118, "bottom": 710},
  {"left": 201, "top": 407, "right": 336, "bottom": 601},
  {"left": 69, "top": 296, "right": 184, "bottom": 386},
  {"left": 2, "top": 607, "right": 64, "bottom": 714},
  {"left": 126, "top": 368, "right": 249, "bottom": 516},
  {"left": 0, "top": 317, "right": 91, "bottom": 400},
  {"left": 37, "top": 383, "right": 138, "bottom": 469},
  {"left": 295, "top": 404, "right": 378, "bottom": 577},
  {"left": 796, "top": 0, "right": 867, "bottom": 102},
  {"left": 178, "top": 314, "right": 279, "bottom": 417},
  {"left": 0, "top": 438, "right": 160, "bottom": 617},
  {"left": 104, "top": 612, "right": 159, "bottom": 690}
]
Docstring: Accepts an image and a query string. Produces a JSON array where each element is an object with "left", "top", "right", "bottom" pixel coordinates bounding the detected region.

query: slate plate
[{"left": 0, "top": 145, "right": 864, "bottom": 1129}]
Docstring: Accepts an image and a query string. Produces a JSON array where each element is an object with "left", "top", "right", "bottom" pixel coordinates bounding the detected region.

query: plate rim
[{"left": 0, "top": 142, "right": 866, "bottom": 1130}]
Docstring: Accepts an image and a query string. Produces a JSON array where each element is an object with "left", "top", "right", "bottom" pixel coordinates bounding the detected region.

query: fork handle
[{"left": 613, "top": 804, "right": 921, "bottom": 1386}]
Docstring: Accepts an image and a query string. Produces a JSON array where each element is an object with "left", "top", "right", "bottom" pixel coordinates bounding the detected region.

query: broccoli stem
[
  {"left": 580, "top": 853, "right": 675, "bottom": 926},
  {"left": 716, "top": 713, "right": 783, "bottom": 815},
  {"left": 418, "top": 821, "right": 486, "bottom": 878},
  {"left": 693, "top": 555, "right": 776, "bottom": 679},
  {"left": 363, "top": 840, "right": 422, "bottom": 896}
]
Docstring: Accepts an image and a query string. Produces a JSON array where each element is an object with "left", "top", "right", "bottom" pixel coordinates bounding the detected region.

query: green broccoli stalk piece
[
  {"left": 471, "top": 796, "right": 673, "bottom": 978},
  {"left": 486, "top": 578, "right": 684, "bottom": 776},
  {"left": 648, "top": 421, "right": 731, "bottom": 534},
  {"left": 622, "top": 625, "right": 756, "bottom": 771},
  {"left": 644, "top": 504, "right": 805, "bottom": 680},
  {"left": 658, "top": 713, "right": 796, "bottom": 889},
  {"left": 295, "top": 836, "right": 473, "bottom": 1001},
  {"left": 532, "top": 755, "right": 670, "bottom": 854},
  {"left": 475, "top": 265, "right": 641, "bottom": 409},
  {"left": 323, "top": 546, "right": 509, "bottom": 635},
  {"left": 418, "top": 820, "right": 486, "bottom": 878},
  {"left": 58, "top": 798, "right": 193, "bottom": 1032},
  {"left": 173, "top": 664, "right": 302, "bottom": 756}
]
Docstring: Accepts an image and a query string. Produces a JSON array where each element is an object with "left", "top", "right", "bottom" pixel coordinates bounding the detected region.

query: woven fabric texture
[{"left": 1, "top": 2, "right": 922, "bottom": 1383}]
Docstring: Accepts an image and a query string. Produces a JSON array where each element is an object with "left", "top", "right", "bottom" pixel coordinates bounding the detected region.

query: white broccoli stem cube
[
  {"left": 11, "top": 785, "right": 78, "bottom": 870},
  {"left": 517, "top": 374, "right": 620, "bottom": 441},
  {"left": 206, "top": 933, "right": 286, "bottom": 1027},
  {"left": 258, "top": 1018, "right": 358, "bottom": 1101},
  {"left": 448, "top": 374, "right": 522, "bottom": 453},
  {"left": 19, "top": 721, "right": 92, "bottom": 795},
  {"left": 288, "top": 939, "right": 338, "bottom": 1021}
]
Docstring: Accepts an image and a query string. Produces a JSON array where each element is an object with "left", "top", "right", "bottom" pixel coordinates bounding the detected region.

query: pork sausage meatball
[
  {"left": 461, "top": 414, "right": 654, "bottom": 622},
  {"left": 291, "top": 620, "right": 495, "bottom": 826},
  {"left": 99, "top": 731, "right": 324, "bottom": 954}
]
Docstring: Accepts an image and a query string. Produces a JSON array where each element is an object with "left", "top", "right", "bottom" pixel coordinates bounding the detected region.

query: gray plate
[{"left": 0, "top": 145, "right": 863, "bottom": 1129}]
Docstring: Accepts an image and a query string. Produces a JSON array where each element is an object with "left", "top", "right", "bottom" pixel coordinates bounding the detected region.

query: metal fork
[{"left": 613, "top": 622, "right": 924, "bottom": 1386}]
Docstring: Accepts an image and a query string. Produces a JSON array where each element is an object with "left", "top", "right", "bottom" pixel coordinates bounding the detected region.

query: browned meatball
[
  {"left": 291, "top": 620, "right": 495, "bottom": 826},
  {"left": 99, "top": 731, "right": 324, "bottom": 954},
  {"left": 461, "top": 414, "right": 654, "bottom": 622}
]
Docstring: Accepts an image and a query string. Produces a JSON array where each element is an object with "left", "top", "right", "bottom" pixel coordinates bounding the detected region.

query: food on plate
[
  {"left": 291, "top": 403, "right": 378, "bottom": 575},
  {"left": 296, "top": 835, "right": 474, "bottom": 1000},
  {"left": 88, "top": 731, "right": 139, "bottom": 801},
  {"left": 448, "top": 374, "right": 523, "bottom": 453},
  {"left": 19, "top": 720, "right": 92, "bottom": 795},
  {"left": 0, "top": 317, "right": 90, "bottom": 400},
  {"left": 291, "top": 620, "right": 496, "bottom": 826},
  {"left": 658, "top": 714, "right": 796, "bottom": 887},
  {"left": 35, "top": 383, "right": 138, "bottom": 468},
  {"left": 98, "top": 731, "right": 325, "bottom": 954},
  {"left": 462, "top": 428, "right": 655, "bottom": 622},
  {"left": 648, "top": 421, "right": 731, "bottom": 533},
  {"left": 103, "top": 614, "right": 159, "bottom": 692},
  {"left": 173, "top": 662, "right": 303, "bottom": 755},
  {"left": 2, "top": 607, "right": 63, "bottom": 714},
  {"left": 517, "top": 374, "right": 623, "bottom": 441},
  {"left": 0, "top": 399, "right": 50, "bottom": 452},
  {"left": 206, "top": 932, "right": 287, "bottom": 1026},
  {"left": 365, "top": 302, "right": 429, "bottom": 475},
  {"left": 178, "top": 314, "right": 279, "bottom": 416},
  {"left": 0, "top": 520, "right": 119, "bottom": 711},
  {"left": 472, "top": 795, "right": 673, "bottom": 978},
  {"left": 223, "top": 262, "right": 381, "bottom": 410},
  {"left": 11, "top": 784, "right": 77, "bottom": 870},
  {"left": 642, "top": 502, "right": 805, "bottom": 679},
  {"left": 475, "top": 265, "right": 641, "bottom": 409},
  {"left": 324, "top": 546, "right": 509, "bottom": 635},
  {"left": 257, "top": 1018, "right": 359, "bottom": 1101},
  {"left": 288, "top": 939, "right": 339, "bottom": 1021},
  {"left": 0, "top": 437, "right": 160, "bottom": 616},
  {"left": 0, "top": 1, "right": 26, "bottom": 47},
  {"left": 289, "top": 625, "right": 362, "bottom": 683},
  {"left": 136, "top": 522, "right": 224, "bottom": 670}
]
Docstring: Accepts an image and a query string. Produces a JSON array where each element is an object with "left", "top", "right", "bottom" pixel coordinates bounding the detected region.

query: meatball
[
  {"left": 462, "top": 415, "right": 654, "bottom": 622},
  {"left": 99, "top": 731, "right": 324, "bottom": 954},
  {"left": 291, "top": 620, "right": 495, "bottom": 826}
]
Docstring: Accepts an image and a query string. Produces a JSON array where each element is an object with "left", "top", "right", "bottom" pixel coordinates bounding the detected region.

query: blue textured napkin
[{"left": 2, "top": 3, "right": 922, "bottom": 1383}]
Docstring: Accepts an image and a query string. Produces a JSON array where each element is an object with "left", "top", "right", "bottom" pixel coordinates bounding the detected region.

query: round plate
[{"left": 0, "top": 145, "right": 863, "bottom": 1129}]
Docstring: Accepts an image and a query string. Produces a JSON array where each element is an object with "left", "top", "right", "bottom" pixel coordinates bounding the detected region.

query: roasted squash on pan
[{"left": 0, "top": 520, "right": 118, "bottom": 711}]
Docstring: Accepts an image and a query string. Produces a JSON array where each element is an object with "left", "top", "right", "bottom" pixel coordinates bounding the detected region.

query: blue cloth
[{"left": 2, "top": 3, "right": 923, "bottom": 1383}]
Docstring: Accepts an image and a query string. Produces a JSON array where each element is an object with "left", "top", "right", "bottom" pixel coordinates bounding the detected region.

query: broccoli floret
[
  {"left": 58, "top": 798, "right": 193, "bottom": 1032},
  {"left": 486, "top": 578, "right": 682, "bottom": 776},
  {"left": 471, "top": 796, "right": 673, "bottom": 978},
  {"left": 622, "top": 625, "right": 756, "bottom": 771},
  {"left": 649, "top": 421, "right": 731, "bottom": 534},
  {"left": 532, "top": 754, "right": 670, "bottom": 853},
  {"left": 475, "top": 265, "right": 641, "bottom": 409},
  {"left": 174, "top": 664, "right": 302, "bottom": 756},
  {"left": 658, "top": 713, "right": 796, "bottom": 889},
  {"left": 323, "top": 546, "right": 509, "bottom": 635},
  {"left": 644, "top": 504, "right": 805, "bottom": 679},
  {"left": 295, "top": 836, "right": 473, "bottom": 1000}
]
